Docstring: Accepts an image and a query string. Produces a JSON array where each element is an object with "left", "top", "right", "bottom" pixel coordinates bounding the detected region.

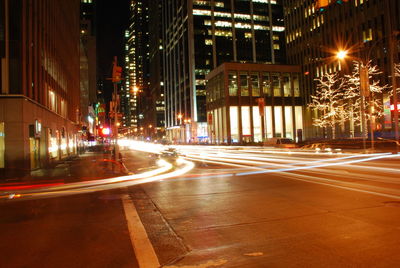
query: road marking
[
  {"left": 122, "top": 194, "right": 160, "bottom": 268},
  {"left": 282, "top": 172, "right": 400, "bottom": 200}
]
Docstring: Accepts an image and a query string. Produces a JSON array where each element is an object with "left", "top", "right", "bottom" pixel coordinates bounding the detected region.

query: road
[{"left": 1, "top": 144, "right": 400, "bottom": 267}]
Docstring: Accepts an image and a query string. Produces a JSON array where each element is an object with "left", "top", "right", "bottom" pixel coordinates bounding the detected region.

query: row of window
[{"left": 207, "top": 71, "right": 301, "bottom": 103}]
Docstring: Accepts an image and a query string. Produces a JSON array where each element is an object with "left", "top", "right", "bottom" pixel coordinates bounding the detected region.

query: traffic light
[
  {"left": 99, "top": 127, "right": 111, "bottom": 137},
  {"left": 112, "top": 64, "right": 122, "bottom": 83}
]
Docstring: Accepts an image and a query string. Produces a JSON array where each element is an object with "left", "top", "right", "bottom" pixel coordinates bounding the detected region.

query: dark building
[
  {"left": 0, "top": 0, "right": 81, "bottom": 172},
  {"left": 80, "top": 0, "right": 97, "bottom": 136},
  {"left": 283, "top": 0, "right": 400, "bottom": 139},
  {"left": 161, "top": 0, "right": 286, "bottom": 142},
  {"left": 148, "top": 0, "right": 166, "bottom": 140}
]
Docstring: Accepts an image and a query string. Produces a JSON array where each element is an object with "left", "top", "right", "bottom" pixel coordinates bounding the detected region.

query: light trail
[
  {"left": 236, "top": 153, "right": 397, "bottom": 176},
  {"left": 0, "top": 158, "right": 195, "bottom": 201}
]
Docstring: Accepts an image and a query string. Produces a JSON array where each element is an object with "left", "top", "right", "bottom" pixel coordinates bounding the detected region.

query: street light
[{"left": 336, "top": 50, "right": 348, "bottom": 60}]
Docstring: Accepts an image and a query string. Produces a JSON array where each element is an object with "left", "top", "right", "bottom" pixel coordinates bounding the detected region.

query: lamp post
[
  {"left": 177, "top": 113, "right": 183, "bottom": 143},
  {"left": 337, "top": 50, "right": 374, "bottom": 151}
]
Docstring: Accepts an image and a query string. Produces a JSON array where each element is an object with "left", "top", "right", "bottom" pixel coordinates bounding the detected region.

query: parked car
[{"left": 264, "top": 138, "right": 297, "bottom": 148}]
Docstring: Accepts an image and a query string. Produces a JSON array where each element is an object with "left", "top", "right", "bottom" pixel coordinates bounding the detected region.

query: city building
[
  {"left": 161, "top": 0, "right": 286, "bottom": 143},
  {"left": 283, "top": 0, "right": 400, "bottom": 139},
  {"left": 80, "top": 0, "right": 98, "bottom": 136},
  {"left": 0, "top": 0, "right": 80, "bottom": 173},
  {"left": 205, "top": 62, "right": 302, "bottom": 144},
  {"left": 121, "top": 30, "right": 132, "bottom": 131},
  {"left": 124, "top": 0, "right": 150, "bottom": 137},
  {"left": 148, "top": 0, "right": 166, "bottom": 140}
]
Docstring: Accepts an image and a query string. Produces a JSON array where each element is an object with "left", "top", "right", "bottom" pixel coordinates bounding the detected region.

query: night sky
[{"left": 96, "top": 0, "right": 130, "bottom": 94}]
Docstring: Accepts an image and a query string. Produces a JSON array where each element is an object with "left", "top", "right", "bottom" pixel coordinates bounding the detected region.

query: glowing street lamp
[
  {"left": 177, "top": 113, "right": 183, "bottom": 125},
  {"left": 336, "top": 50, "right": 348, "bottom": 60}
]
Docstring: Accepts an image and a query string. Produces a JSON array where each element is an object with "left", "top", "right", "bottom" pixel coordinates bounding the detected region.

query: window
[
  {"left": 230, "top": 106, "right": 239, "bottom": 143},
  {"left": 250, "top": 73, "right": 260, "bottom": 96},
  {"left": 228, "top": 72, "right": 238, "bottom": 96},
  {"left": 240, "top": 73, "right": 249, "bottom": 96},
  {"left": 293, "top": 74, "right": 300, "bottom": 97},
  {"left": 283, "top": 74, "right": 291, "bottom": 97},
  {"left": 241, "top": 106, "right": 251, "bottom": 136},
  {"left": 272, "top": 74, "right": 281, "bottom": 96},
  {"left": 274, "top": 106, "right": 283, "bottom": 137},
  {"left": 262, "top": 73, "right": 271, "bottom": 96}
]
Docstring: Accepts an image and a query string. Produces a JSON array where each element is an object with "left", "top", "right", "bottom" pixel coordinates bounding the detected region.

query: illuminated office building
[
  {"left": 284, "top": 0, "right": 400, "bottom": 138},
  {"left": 124, "top": 0, "right": 150, "bottom": 135},
  {"left": 161, "top": 0, "right": 286, "bottom": 142}
]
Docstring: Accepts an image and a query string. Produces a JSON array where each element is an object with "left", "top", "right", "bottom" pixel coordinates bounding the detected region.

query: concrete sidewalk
[{"left": 0, "top": 151, "right": 125, "bottom": 184}]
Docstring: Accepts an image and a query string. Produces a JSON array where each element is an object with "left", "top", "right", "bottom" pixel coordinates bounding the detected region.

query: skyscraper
[
  {"left": 161, "top": 0, "right": 286, "bottom": 142},
  {"left": 80, "top": 0, "right": 97, "bottom": 136},
  {"left": 125, "top": 0, "right": 150, "bottom": 136}
]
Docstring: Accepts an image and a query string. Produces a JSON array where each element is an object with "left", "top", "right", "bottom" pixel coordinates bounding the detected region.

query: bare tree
[
  {"left": 344, "top": 61, "right": 387, "bottom": 136},
  {"left": 309, "top": 72, "right": 347, "bottom": 139}
]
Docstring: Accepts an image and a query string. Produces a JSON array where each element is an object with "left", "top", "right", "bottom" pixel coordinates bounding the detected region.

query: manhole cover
[{"left": 383, "top": 201, "right": 400, "bottom": 207}]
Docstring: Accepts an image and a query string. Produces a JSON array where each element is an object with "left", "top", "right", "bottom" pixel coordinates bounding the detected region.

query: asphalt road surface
[{"left": 1, "top": 144, "right": 400, "bottom": 267}]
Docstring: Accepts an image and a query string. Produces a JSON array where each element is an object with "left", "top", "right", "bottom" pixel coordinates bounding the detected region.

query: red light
[{"left": 101, "top": 127, "right": 110, "bottom": 136}]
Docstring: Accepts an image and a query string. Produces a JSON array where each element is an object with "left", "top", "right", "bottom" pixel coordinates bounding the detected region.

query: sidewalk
[{"left": 0, "top": 151, "right": 126, "bottom": 185}]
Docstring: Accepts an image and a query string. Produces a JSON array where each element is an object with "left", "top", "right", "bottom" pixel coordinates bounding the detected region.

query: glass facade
[
  {"left": 206, "top": 63, "right": 303, "bottom": 144},
  {"left": 163, "top": 0, "right": 286, "bottom": 142}
]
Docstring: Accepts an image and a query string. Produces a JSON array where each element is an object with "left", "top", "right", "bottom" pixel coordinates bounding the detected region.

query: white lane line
[
  {"left": 281, "top": 171, "right": 400, "bottom": 200},
  {"left": 122, "top": 194, "right": 160, "bottom": 268}
]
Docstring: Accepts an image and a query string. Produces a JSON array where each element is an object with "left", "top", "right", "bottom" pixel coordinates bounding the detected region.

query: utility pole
[
  {"left": 111, "top": 56, "right": 122, "bottom": 161},
  {"left": 359, "top": 63, "right": 369, "bottom": 152}
]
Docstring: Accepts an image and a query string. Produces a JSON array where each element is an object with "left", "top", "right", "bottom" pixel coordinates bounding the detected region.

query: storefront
[
  {"left": 206, "top": 63, "right": 304, "bottom": 144},
  {"left": 0, "top": 97, "right": 79, "bottom": 172}
]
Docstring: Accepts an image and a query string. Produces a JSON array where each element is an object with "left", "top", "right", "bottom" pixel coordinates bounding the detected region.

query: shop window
[
  {"left": 230, "top": 106, "right": 239, "bottom": 143},
  {"left": 252, "top": 107, "right": 262, "bottom": 142},
  {"left": 285, "top": 106, "right": 293, "bottom": 138},
  {"left": 241, "top": 106, "right": 251, "bottom": 137},
  {"left": 274, "top": 106, "right": 283, "bottom": 137},
  {"left": 265, "top": 106, "right": 273, "bottom": 138},
  {"left": 295, "top": 106, "right": 303, "bottom": 142}
]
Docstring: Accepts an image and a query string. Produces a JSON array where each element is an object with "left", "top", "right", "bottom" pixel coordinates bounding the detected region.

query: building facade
[
  {"left": 206, "top": 62, "right": 302, "bottom": 144},
  {"left": 284, "top": 0, "right": 400, "bottom": 139},
  {"left": 0, "top": 0, "right": 80, "bottom": 173},
  {"left": 124, "top": 0, "right": 150, "bottom": 136},
  {"left": 80, "top": 0, "right": 97, "bottom": 136},
  {"left": 148, "top": 0, "right": 166, "bottom": 140},
  {"left": 161, "top": 0, "right": 286, "bottom": 143}
]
